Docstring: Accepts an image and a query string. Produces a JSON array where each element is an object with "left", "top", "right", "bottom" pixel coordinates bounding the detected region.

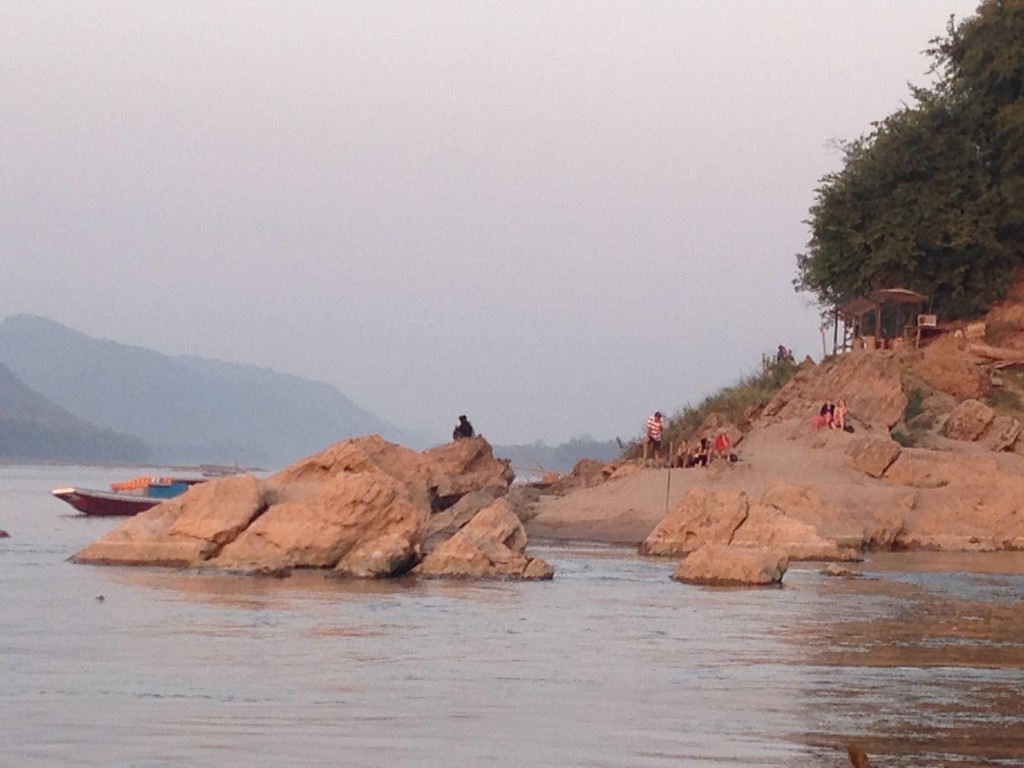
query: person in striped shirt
[{"left": 645, "top": 411, "right": 664, "bottom": 467}]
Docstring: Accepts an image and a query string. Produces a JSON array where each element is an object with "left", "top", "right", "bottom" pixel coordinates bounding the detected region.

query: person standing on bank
[
  {"left": 452, "top": 415, "right": 475, "bottom": 441},
  {"left": 645, "top": 411, "right": 664, "bottom": 467}
]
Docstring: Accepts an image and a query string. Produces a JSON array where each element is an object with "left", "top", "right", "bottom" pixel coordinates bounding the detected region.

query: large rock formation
[
  {"left": 884, "top": 450, "right": 1024, "bottom": 551},
  {"left": 72, "top": 435, "right": 552, "bottom": 580},
  {"left": 760, "top": 351, "right": 908, "bottom": 429},
  {"left": 731, "top": 502, "right": 852, "bottom": 560},
  {"left": 848, "top": 437, "right": 902, "bottom": 478},
  {"left": 984, "top": 415, "right": 1022, "bottom": 452},
  {"left": 912, "top": 336, "right": 993, "bottom": 400},
  {"left": 542, "top": 458, "right": 609, "bottom": 495},
  {"left": 639, "top": 488, "right": 748, "bottom": 557},
  {"left": 269, "top": 434, "right": 515, "bottom": 512},
  {"left": 640, "top": 486, "right": 858, "bottom": 561},
  {"left": 421, "top": 489, "right": 497, "bottom": 553},
  {"left": 941, "top": 399, "right": 997, "bottom": 441},
  {"left": 72, "top": 474, "right": 269, "bottom": 567},
  {"left": 938, "top": 399, "right": 1021, "bottom": 451},
  {"left": 756, "top": 330, "right": 1022, "bottom": 456},
  {"left": 213, "top": 470, "right": 426, "bottom": 575},
  {"left": 414, "top": 499, "right": 554, "bottom": 580}
]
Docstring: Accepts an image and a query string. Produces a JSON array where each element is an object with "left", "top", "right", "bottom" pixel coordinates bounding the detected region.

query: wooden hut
[{"left": 833, "top": 288, "right": 930, "bottom": 353}]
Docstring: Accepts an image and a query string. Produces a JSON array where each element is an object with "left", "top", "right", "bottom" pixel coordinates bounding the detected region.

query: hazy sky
[{"left": 1, "top": 1, "right": 981, "bottom": 445}]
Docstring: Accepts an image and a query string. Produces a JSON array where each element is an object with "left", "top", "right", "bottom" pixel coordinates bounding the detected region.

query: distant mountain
[
  {"left": 0, "top": 361, "right": 149, "bottom": 462},
  {"left": 492, "top": 436, "right": 622, "bottom": 476},
  {"left": 0, "top": 315, "right": 408, "bottom": 468}
]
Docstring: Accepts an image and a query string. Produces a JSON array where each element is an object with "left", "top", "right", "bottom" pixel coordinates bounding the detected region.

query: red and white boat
[{"left": 52, "top": 475, "right": 207, "bottom": 517}]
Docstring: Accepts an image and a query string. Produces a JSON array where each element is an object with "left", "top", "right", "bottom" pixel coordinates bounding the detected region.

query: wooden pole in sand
[{"left": 664, "top": 444, "right": 672, "bottom": 515}]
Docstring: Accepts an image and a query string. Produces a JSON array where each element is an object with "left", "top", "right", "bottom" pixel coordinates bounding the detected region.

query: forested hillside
[
  {"left": 0, "top": 315, "right": 408, "bottom": 467},
  {"left": 0, "top": 362, "right": 149, "bottom": 462}
]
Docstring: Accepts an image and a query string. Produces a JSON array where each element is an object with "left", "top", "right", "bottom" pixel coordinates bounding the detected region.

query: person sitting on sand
[{"left": 452, "top": 414, "right": 475, "bottom": 440}]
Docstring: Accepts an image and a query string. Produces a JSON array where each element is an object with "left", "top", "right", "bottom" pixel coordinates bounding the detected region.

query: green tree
[
  {"left": 796, "top": 0, "right": 1024, "bottom": 320},
  {"left": 929, "top": 0, "right": 1024, "bottom": 242}
]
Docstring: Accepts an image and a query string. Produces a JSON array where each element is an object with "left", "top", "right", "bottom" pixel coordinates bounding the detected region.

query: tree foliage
[{"left": 796, "top": 0, "right": 1024, "bottom": 319}]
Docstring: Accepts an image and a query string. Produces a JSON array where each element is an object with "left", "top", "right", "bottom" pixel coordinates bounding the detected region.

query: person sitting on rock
[
  {"left": 452, "top": 415, "right": 475, "bottom": 441},
  {"left": 833, "top": 400, "right": 848, "bottom": 431},
  {"left": 812, "top": 402, "right": 834, "bottom": 431},
  {"left": 689, "top": 437, "right": 710, "bottom": 467},
  {"left": 673, "top": 440, "right": 689, "bottom": 468},
  {"left": 712, "top": 430, "right": 731, "bottom": 462}
]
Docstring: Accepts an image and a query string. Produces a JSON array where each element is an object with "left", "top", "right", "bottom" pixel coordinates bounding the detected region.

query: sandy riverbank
[{"left": 525, "top": 415, "right": 1024, "bottom": 553}]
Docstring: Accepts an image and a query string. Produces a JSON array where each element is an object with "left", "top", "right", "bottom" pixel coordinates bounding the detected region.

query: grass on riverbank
[{"left": 626, "top": 357, "right": 800, "bottom": 459}]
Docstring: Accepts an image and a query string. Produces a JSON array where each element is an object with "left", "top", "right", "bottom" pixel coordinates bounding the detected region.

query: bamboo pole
[{"left": 664, "top": 461, "right": 672, "bottom": 515}]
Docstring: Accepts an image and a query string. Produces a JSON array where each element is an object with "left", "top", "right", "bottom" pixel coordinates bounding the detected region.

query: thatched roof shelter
[
  {"left": 837, "top": 288, "right": 927, "bottom": 325},
  {"left": 833, "top": 288, "right": 930, "bottom": 352}
]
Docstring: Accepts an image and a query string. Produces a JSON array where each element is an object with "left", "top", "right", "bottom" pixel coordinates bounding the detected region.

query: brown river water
[{"left": 3, "top": 464, "right": 1023, "bottom": 767}]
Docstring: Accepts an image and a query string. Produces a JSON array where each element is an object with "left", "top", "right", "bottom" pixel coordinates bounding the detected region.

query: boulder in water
[{"left": 671, "top": 544, "right": 788, "bottom": 586}]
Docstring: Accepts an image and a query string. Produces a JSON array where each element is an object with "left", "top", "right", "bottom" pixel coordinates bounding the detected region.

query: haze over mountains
[
  {"left": 0, "top": 360, "right": 148, "bottom": 462},
  {"left": 0, "top": 315, "right": 406, "bottom": 467},
  {"left": 0, "top": 315, "right": 621, "bottom": 472}
]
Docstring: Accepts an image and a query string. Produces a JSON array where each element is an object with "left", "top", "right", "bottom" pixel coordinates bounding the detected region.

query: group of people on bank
[
  {"left": 642, "top": 411, "right": 735, "bottom": 469},
  {"left": 812, "top": 400, "right": 848, "bottom": 431},
  {"left": 675, "top": 432, "right": 734, "bottom": 468}
]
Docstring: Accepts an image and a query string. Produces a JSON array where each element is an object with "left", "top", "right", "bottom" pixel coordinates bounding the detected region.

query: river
[{"left": 2, "top": 464, "right": 1022, "bottom": 767}]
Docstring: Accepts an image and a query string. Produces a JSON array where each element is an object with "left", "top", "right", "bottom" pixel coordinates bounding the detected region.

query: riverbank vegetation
[
  {"left": 664, "top": 357, "right": 800, "bottom": 444},
  {"left": 625, "top": 355, "right": 801, "bottom": 458}
]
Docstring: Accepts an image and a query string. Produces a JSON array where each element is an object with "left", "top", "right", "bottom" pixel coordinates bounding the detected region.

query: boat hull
[{"left": 52, "top": 487, "right": 165, "bottom": 516}]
